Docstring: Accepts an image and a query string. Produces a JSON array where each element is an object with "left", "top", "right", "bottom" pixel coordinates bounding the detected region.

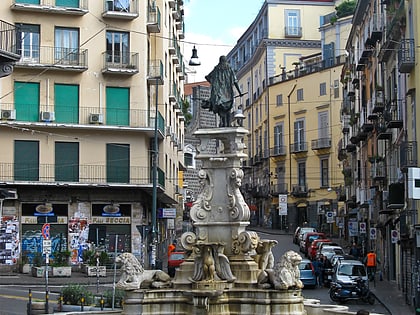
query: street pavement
[
  {"left": 249, "top": 226, "right": 416, "bottom": 315},
  {"left": 0, "top": 228, "right": 416, "bottom": 314}
]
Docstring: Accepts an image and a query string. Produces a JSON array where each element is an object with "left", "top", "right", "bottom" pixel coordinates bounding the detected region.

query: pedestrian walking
[
  {"left": 363, "top": 250, "right": 380, "bottom": 281},
  {"left": 312, "top": 256, "right": 323, "bottom": 288},
  {"left": 349, "top": 242, "right": 360, "bottom": 260}
]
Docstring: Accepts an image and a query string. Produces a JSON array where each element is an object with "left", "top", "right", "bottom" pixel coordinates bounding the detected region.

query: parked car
[
  {"left": 293, "top": 226, "right": 316, "bottom": 244},
  {"left": 298, "top": 258, "right": 316, "bottom": 289},
  {"left": 332, "top": 259, "right": 368, "bottom": 284},
  {"left": 320, "top": 246, "right": 345, "bottom": 262},
  {"left": 167, "top": 251, "right": 185, "bottom": 277},
  {"left": 302, "top": 232, "right": 326, "bottom": 255},
  {"left": 308, "top": 239, "right": 331, "bottom": 260},
  {"left": 331, "top": 254, "right": 357, "bottom": 267}
]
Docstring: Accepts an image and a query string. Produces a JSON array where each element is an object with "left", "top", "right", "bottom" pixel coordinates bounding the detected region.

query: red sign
[{"left": 41, "top": 223, "right": 50, "bottom": 239}]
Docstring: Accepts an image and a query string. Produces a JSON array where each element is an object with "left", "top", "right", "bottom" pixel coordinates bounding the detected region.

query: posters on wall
[{"left": 0, "top": 216, "right": 19, "bottom": 265}]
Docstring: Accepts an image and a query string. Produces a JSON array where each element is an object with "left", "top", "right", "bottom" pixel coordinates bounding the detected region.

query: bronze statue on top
[{"left": 202, "top": 55, "right": 243, "bottom": 127}]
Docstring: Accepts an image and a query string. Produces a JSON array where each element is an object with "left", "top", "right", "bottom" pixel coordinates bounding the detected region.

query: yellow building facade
[
  {"left": 0, "top": 0, "right": 186, "bottom": 267},
  {"left": 226, "top": 0, "right": 351, "bottom": 233}
]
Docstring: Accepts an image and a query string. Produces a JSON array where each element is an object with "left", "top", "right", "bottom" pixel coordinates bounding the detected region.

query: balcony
[
  {"left": 376, "top": 120, "right": 392, "bottom": 140},
  {"left": 400, "top": 141, "right": 418, "bottom": 170},
  {"left": 372, "top": 90, "right": 385, "bottom": 113},
  {"left": 346, "top": 143, "right": 356, "bottom": 152},
  {"left": 384, "top": 100, "right": 403, "bottom": 129},
  {"left": 102, "top": 0, "right": 139, "bottom": 19},
  {"left": 0, "top": 163, "right": 154, "bottom": 186},
  {"left": 147, "top": 6, "right": 161, "bottom": 33},
  {"left": 370, "top": 160, "right": 386, "bottom": 181},
  {"left": 284, "top": 26, "right": 302, "bottom": 38},
  {"left": 290, "top": 142, "right": 308, "bottom": 154},
  {"left": 271, "top": 183, "right": 288, "bottom": 195},
  {"left": 0, "top": 20, "right": 20, "bottom": 77},
  {"left": 311, "top": 137, "right": 331, "bottom": 150},
  {"left": 270, "top": 145, "right": 287, "bottom": 157},
  {"left": 12, "top": 0, "right": 88, "bottom": 15},
  {"left": 15, "top": 46, "right": 88, "bottom": 71},
  {"left": 102, "top": 51, "right": 138, "bottom": 75},
  {"left": 371, "top": 13, "right": 383, "bottom": 42},
  {"left": 291, "top": 184, "right": 308, "bottom": 197},
  {"left": 147, "top": 59, "right": 164, "bottom": 85},
  {"left": 398, "top": 39, "right": 415, "bottom": 73},
  {"left": 342, "top": 115, "right": 350, "bottom": 133}
]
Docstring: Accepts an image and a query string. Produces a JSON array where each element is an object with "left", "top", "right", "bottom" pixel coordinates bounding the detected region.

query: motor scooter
[{"left": 329, "top": 277, "right": 375, "bottom": 305}]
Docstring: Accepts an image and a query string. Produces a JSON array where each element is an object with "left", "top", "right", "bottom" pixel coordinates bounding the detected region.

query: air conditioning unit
[
  {"left": 89, "top": 113, "right": 104, "bottom": 124},
  {"left": 1, "top": 109, "right": 16, "bottom": 120},
  {"left": 40, "top": 111, "right": 55, "bottom": 122}
]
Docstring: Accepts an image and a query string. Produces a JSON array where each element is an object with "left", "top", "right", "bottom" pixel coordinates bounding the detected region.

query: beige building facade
[
  {"left": 226, "top": 0, "right": 350, "bottom": 232},
  {"left": 0, "top": 0, "right": 186, "bottom": 268}
]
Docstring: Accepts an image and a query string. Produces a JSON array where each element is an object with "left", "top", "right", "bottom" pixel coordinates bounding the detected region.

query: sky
[{"left": 183, "top": 0, "right": 264, "bottom": 82}]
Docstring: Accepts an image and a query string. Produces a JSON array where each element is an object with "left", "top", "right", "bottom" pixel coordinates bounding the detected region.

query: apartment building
[
  {"left": 226, "top": 0, "right": 351, "bottom": 231},
  {"left": 0, "top": 0, "right": 186, "bottom": 268},
  {"left": 343, "top": 0, "right": 419, "bottom": 309}
]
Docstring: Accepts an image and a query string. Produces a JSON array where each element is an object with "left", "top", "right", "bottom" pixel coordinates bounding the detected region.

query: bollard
[
  {"left": 100, "top": 295, "right": 104, "bottom": 310},
  {"left": 57, "top": 293, "right": 63, "bottom": 312},
  {"left": 45, "top": 290, "right": 49, "bottom": 314},
  {"left": 80, "top": 295, "right": 85, "bottom": 312},
  {"left": 27, "top": 289, "right": 32, "bottom": 315}
]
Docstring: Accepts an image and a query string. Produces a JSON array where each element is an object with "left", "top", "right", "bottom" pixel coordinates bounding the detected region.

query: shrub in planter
[
  {"left": 103, "top": 288, "right": 126, "bottom": 308},
  {"left": 61, "top": 284, "right": 93, "bottom": 305}
]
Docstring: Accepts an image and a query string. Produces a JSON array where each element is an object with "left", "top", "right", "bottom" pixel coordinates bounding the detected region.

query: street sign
[
  {"left": 41, "top": 223, "right": 50, "bottom": 239},
  {"left": 43, "top": 239, "right": 52, "bottom": 254},
  {"left": 326, "top": 211, "right": 334, "bottom": 223}
]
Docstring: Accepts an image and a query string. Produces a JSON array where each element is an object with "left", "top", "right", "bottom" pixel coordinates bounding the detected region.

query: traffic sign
[
  {"left": 43, "top": 239, "right": 52, "bottom": 254},
  {"left": 41, "top": 223, "right": 50, "bottom": 239},
  {"left": 326, "top": 211, "right": 334, "bottom": 223}
]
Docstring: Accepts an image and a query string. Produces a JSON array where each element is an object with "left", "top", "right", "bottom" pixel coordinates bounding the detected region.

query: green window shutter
[
  {"left": 16, "top": 0, "right": 40, "bottom": 4},
  {"left": 107, "top": 143, "right": 129, "bottom": 183},
  {"left": 106, "top": 87, "right": 129, "bottom": 126},
  {"left": 55, "top": 84, "right": 79, "bottom": 123},
  {"left": 14, "top": 140, "right": 39, "bottom": 181},
  {"left": 56, "top": 0, "right": 79, "bottom": 7},
  {"left": 14, "top": 82, "right": 40, "bottom": 122},
  {"left": 55, "top": 142, "right": 79, "bottom": 182}
]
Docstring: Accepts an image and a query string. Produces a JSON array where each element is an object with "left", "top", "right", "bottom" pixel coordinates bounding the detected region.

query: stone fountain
[{"left": 119, "top": 126, "right": 306, "bottom": 315}]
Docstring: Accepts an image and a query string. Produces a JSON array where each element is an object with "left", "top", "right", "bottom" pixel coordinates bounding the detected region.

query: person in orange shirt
[
  {"left": 364, "top": 250, "right": 380, "bottom": 281},
  {"left": 168, "top": 239, "right": 177, "bottom": 256}
]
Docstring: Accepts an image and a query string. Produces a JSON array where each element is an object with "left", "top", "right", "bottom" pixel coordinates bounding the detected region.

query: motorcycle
[{"left": 329, "top": 277, "right": 375, "bottom": 305}]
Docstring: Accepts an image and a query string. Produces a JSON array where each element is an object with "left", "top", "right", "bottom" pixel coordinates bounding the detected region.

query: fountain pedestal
[{"left": 122, "top": 127, "right": 306, "bottom": 315}]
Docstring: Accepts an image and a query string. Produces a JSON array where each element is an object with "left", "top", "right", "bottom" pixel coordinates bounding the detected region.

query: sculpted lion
[
  {"left": 116, "top": 253, "right": 172, "bottom": 290},
  {"left": 258, "top": 250, "right": 303, "bottom": 290}
]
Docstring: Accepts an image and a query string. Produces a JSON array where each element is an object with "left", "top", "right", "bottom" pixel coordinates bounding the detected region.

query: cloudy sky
[{"left": 183, "top": 0, "right": 264, "bottom": 82}]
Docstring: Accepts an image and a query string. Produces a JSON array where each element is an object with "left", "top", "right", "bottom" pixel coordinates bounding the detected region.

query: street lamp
[{"left": 189, "top": 46, "right": 201, "bottom": 66}]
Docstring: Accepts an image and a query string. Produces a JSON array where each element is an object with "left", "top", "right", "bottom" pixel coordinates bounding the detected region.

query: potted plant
[
  {"left": 51, "top": 250, "right": 72, "bottom": 277},
  {"left": 31, "top": 252, "right": 45, "bottom": 277},
  {"left": 81, "top": 249, "right": 109, "bottom": 277}
]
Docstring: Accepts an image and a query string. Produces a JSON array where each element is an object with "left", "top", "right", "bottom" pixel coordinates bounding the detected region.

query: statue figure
[
  {"left": 115, "top": 253, "right": 172, "bottom": 290},
  {"left": 202, "top": 55, "right": 243, "bottom": 127},
  {"left": 191, "top": 243, "right": 236, "bottom": 282},
  {"left": 257, "top": 250, "right": 304, "bottom": 290}
]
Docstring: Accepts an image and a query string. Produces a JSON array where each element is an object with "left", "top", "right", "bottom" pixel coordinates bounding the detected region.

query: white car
[
  {"left": 320, "top": 245, "right": 344, "bottom": 261},
  {"left": 333, "top": 259, "right": 368, "bottom": 284}
]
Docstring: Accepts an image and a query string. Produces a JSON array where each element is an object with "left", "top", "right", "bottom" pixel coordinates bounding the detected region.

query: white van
[{"left": 333, "top": 259, "right": 368, "bottom": 284}]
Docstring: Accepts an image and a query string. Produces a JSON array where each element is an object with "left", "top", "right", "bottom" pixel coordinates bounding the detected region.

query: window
[
  {"left": 106, "top": 31, "right": 129, "bottom": 65},
  {"left": 16, "top": 24, "right": 39, "bottom": 63},
  {"left": 297, "top": 88, "right": 304, "bottom": 101},
  {"left": 55, "top": 84, "right": 79, "bottom": 123},
  {"left": 285, "top": 10, "right": 301, "bottom": 37},
  {"left": 55, "top": 142, "right": 79, "bottom": 182},
  {"left": 56, "top": 0, "right": 80, "bottom": 7},
  {"left": 106, "top": 87, "right": 130, "bottom": 126},
  {"left": 107, "top": 143, "right": 130, "bottom": 183},
  {"left": 55, "top": 27, "right": 79, "bottom": 64},
  {"left": 334, "top": 79, "right": 340, "bottom": 98},
  {"left": 298, "top": 161, "right": 306, "bottom": 187},
  {"left": 14, "top": 140, "right": 39, "bottom": 181},
  {"left": 276, "top": 94, "right": 283, "bottom": 106},
  {"left": 184, "top": 153, "right": 193, "bottom": 167},
  {"left": 320, "top": 82, "right": 327, "bottom": 96},
  {"left": 107, "top": 0, "right": 130, "bottom": 11},
  {"left": 274, "top": 124, "right": 284, "bottom": 155},
  {"left": 318, "top": 111, "right": 329, "bottom": 144},
  {"left": 294, "top": 119, "right": 305, "bottom": 151},
  {"left": 323, "top": 42, "right": 335, "bottom": 67},
  {"left": 14, "top": 81, "right": 39, "bottom": 122},
  {"left": 321, "top": 158, "right": 329, "bottom": 187}
]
